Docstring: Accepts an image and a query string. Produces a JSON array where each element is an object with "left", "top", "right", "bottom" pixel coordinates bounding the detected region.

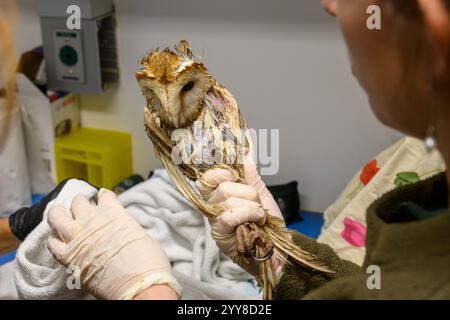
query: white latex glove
[
  {"left": 242, "top": 153, "right": 284, "bottom": 221},
  {"left": 47, "top": 188, "right": 181, "bottom": 300},
  {"left": 196, "top": 153, "right": 285, "bottom": 276}
]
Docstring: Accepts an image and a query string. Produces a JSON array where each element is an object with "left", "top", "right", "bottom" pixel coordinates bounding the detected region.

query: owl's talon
[
  {"left": 250, "top": 230, "right": 275, "bottom": 262},
  {"left": 235, "top": 225, "right": 274, "bottom": 263}
]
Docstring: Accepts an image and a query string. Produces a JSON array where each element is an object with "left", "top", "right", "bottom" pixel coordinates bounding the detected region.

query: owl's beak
[{"left": 160, "top": 93, "right": 171, "bottom": 113}]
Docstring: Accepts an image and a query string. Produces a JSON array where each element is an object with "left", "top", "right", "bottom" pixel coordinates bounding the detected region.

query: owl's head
[{"left": 136, "top": 40, "right": 214, "bottom": 129}]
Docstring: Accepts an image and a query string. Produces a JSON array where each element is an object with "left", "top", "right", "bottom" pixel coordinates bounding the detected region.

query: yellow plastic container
[{"left": 55, "top": 128, "right": 132, "bottom": 189}]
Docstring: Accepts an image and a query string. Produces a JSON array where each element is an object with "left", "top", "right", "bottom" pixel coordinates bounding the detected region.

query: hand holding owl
[{"left": 196, "top": 152, "right": 286, "bottom": 281}]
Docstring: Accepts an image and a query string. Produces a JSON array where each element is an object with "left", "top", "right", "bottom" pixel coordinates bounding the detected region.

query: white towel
[
  {"left": 6, "top": 170, "right": 259, "bottom": 300},
  {"left": 14, "top": 179, "right": 97, "bottom": 300},
  {"left": 0, "top": 262, "right": 18, "bottom": 299}
]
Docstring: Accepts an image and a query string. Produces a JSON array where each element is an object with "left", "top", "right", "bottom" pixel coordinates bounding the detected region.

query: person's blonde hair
[{"left": 0, "top": 1, "right": 17, "bottom": 151}]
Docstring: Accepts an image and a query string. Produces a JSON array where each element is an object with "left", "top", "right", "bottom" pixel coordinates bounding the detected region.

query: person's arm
[
  {"left": 134, "top": 284, "right": 178, "bottom": 300},
  {"left": 0, "top": 218, "right": 20, "bottom": 256}
]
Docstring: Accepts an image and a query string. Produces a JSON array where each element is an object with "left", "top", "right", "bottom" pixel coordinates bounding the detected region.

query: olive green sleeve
[{"left": 274, "top": 231, "right": 359, "bottom": 300}]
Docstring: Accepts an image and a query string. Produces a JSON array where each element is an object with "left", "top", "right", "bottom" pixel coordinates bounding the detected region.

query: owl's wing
[
  {"left": 201, "top": 85, "right": 249, "bottom": 177},
  {"left": 213, "top": 85, "right": 250, "bottom": 152}
]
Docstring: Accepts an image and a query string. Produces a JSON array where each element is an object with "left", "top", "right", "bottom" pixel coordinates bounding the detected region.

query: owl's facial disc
[{"left": 139, "top": 69, "right": 213, "bottom": 129}]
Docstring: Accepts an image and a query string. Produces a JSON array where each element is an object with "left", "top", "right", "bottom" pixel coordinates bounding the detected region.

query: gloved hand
[
  {"left": 47, "top": 188, "right": 182, "bottom": 300},
  {"left": 241, "top": 153, "right": 284, "bottom": 221},
  {"left": 196, "top": 153, "right": 285, "bottom": 277},
  {"left": 8, "top": 179, "right": 71, "bottom": 241}
]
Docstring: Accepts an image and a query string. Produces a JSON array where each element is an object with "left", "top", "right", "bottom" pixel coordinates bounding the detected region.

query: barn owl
[{"left": 136, "top": 41, "right": 330, "bottom": 300}]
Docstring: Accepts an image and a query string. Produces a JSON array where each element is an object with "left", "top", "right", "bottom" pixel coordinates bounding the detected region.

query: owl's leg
[
  {"left": 235, "top": 224, "right": 274, "bottom": 262},
  {"left": 249, "top": 229, "right": 274, "bottom": 261},
  {"left": 236, "top": 224, "right": 251, "bottom": 257}
]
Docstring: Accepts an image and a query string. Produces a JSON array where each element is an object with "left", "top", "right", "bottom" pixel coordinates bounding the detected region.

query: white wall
[{"left": 13, "top": 0, "right": 402, "bottom": 211}]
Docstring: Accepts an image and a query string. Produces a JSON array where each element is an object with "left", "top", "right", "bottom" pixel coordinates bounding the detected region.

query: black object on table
[{"left": 114, "top": 174, "right": 145, "bottom": 194}]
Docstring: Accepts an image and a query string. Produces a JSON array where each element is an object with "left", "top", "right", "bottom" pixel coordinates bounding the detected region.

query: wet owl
[{"left": 136, "top": 41, "right": 330, "bottom": 300}]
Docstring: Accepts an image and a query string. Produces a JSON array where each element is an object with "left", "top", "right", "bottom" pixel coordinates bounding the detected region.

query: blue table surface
[
  {"left": 0, "top": 210, "right": 324, "bottom": 266},
  {"left": 288, "top": 211, "right": 324, "bottom": 239},
  {"left": 0, "top": 251, "right": 16, "bottom": 266}
]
